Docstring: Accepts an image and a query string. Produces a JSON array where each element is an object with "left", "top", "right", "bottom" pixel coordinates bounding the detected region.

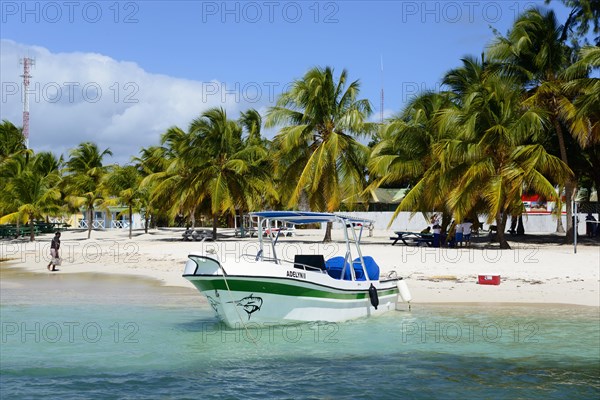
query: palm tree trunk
[
  {"left": 212, "top": 214, "right": 218, "bottom": 241},
  {"left": 589, "top": 149, "right": 600, "bottom": 192},
  {"left": 556, "top": 216, "right": 565, "bottom": 233},
  {"left": 517, "top": 215, "right": 524, "bottom": 235},
  {"left": 87, "top": 206, "right": 93, "bottom": 239},
  {"left": 441, "top": 211, "right": 452, "bottom": 233},
  {"left": 144, "top": 214, "right": 149, "bottom": 234},
  {"left": 554, "top": 192, "right": 565, "bottom": 233},
  {"left": 495, "top": 213, "right": 511, "bottom": 249},
  {"left": 564, "top": 183, "right": 575, "bottom": 244},
  {"left": 129, "top": 205, "right": 133, "bottom": 239},
  {"left": 29, "top": 214, "right": 35, "bottom": 242},
  {"left": 238, "top": 209, "right": 245, "bottom": 238},
  {"left": 190, "top": 207, "right": 196, "bottom": 228},
  {"left": 553, "top": 119, "right": 573, "bottom": 244},
  {"left": 323, "top": 221, "right": 332, "bottom": 243}
]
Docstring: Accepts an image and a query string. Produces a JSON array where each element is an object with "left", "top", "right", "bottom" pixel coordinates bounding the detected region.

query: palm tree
[
  {"left": 0, "top": 152, "right": 62, "bottom": 241},
  {"left": 0, "top": 121, "right": 30, "bottom": 220},
  {"left": 189, "top": 107, "right": 275, "bottom": 240},
  {"left": 134, "top": 146, "right": 170, "bottom": 232},
  {"left": 63, "top": 142, "right": 112, "bottom": 239},
  {"left": 237, "top": 109, "right": 277, "bottom": 230},
  {"left": 395, "top": 58, "right": 571, "bottom": 249},
  {"left": 265, "top": 66, "right": 374, "bottom": 241},
  {"left": 146, "top": 126, "right": 200, "bottom": 228},
  {"left": 239, "top": 109, "right": 265, "bottom": 146},
  {"left": 564, "top": 46, "right": 600, "bottom": 189},
  {"left": 103, "top": 165, "right": 143, "bottom": 239},
  {"left": 445, "top": 76, "right": 571, "bottom": 248},
  {"left": 368, "top": 91, "right": 454, "bottom": 227},
  {"left": 0, "top": 120, "right": 26, "bottom": 162},
  {"left": 488, "top": 8, "right": 592, "bottom": 242},
  {"left": 545, "top": 0, "right": 600, "bottom": 44},
  {"left": 0, "top": 152, "right": 27, "bottom": 218},
  {"left": 144, "top": 109, "right": 274, "bottom": 239},
  {"left": 380, "top": 56, "right": 492, "bottom": 232}
]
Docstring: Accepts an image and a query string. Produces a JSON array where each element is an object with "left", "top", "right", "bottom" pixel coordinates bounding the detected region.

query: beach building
[
  {"left": 367, "top": 188, "right": 409, "bottom": 211},
  {"left": 66, "top": 207, "right": 145, "bottom": 230}
]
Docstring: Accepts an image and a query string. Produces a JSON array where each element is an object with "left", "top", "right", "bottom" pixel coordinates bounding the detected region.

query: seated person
[
  {"left": 446, "top": 221, "right": 457, "bottom": 247},
  {"left": 432, "top": 224, "right": 442, "bottom": 247}
]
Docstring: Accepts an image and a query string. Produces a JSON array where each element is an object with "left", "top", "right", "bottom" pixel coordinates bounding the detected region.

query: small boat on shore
[{"left": 183, "top": 211, "right": 411, "bottom": 328}]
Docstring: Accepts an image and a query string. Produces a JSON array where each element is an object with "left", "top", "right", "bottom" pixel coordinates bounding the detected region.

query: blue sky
[{"left": 1, "top": 1, "right": 572, "bottom": 163}]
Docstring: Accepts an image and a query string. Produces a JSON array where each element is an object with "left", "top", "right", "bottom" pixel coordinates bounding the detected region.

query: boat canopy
[
  {"left": 249, "top": 211, "right": 374, "bottom": 282},
  {"left": 250, "top": 211, "right": 372, "bottom": 225}
]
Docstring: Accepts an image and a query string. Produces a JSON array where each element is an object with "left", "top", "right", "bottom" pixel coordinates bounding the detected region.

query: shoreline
[
  {"left": 2, "top": 263, "right": 598, "bottom": 313},
  {"left": 1, "top": 228, "right": 598, "bottom": 308}
]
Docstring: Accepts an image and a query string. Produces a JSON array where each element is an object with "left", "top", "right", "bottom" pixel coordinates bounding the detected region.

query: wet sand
[{"left": 0, "top": 262, "right": 200, "bottom": 307}]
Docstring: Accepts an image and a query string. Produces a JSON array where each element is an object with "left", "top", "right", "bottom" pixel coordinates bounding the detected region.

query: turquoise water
[{"left": 1, "top": 268, "right": 599, "bottom": 399}]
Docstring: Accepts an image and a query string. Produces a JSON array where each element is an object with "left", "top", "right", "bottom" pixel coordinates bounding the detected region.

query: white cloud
[{"left": 0, "top": 40, "right": 259, "bottom": 164}]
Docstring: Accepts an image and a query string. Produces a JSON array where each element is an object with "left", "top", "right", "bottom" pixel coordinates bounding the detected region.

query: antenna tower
[
  {"left": 20, "top": 57, "right": 35, "bottom": 148},
  {"left": 380, "top": 56, "right": 384, "bottom": 124}
]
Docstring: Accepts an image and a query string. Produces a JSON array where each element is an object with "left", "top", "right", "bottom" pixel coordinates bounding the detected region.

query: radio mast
[
  {"left": 380, "top": 55, "right": 384, "bottom": 124},
  {"left": 20, "top": 57, "right": 35, "bottom": 148}
]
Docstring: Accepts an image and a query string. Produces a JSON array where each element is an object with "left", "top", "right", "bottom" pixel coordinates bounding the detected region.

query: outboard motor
[{"left": 368, "top": 283, "right": 379, "bottom": 309}]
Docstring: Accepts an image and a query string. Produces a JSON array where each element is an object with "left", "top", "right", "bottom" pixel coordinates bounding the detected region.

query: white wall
[{"left": 334, "top": 212, "right": 592, "bottom": 234}]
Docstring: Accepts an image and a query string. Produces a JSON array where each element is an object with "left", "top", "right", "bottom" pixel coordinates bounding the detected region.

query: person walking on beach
[{"left": 47, "top": 232, "right": 61, "bottom": 271}]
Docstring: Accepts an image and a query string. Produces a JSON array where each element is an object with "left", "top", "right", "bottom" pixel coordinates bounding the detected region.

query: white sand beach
[{"left": 1, "top": 228, "right": 598, "bottom": 307}]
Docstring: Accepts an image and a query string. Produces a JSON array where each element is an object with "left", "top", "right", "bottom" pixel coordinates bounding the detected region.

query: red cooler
[{"left": 478, "top": 274, "right": 501, "bottom": 285}]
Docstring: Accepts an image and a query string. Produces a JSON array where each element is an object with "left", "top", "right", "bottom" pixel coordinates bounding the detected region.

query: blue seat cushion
[
  {"left": 326, "top": 256, "right": 380, "bottom": 281},
  {"left": 351, "top": 261, "right": 366, "bottom": 281},
  {"left": 325, "top": 256, "right": 352, "bottom": 280},
  {"left": 352, "top": 256, "right": 380, "bottom": 280}
]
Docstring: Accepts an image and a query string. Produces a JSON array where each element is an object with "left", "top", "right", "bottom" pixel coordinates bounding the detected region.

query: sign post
[{"left": 573, "top": 201, "right": 578, "bottom": 254}]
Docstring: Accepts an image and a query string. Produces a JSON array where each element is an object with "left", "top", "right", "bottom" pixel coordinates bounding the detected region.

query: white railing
[
  {"left": 111, "top": 220, "right": 130, "bottom": 229},
  {"left": 79, "top": 219, "right": 105, "bottom": 229}
]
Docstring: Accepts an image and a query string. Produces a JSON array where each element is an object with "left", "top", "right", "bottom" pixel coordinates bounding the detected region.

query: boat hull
[
  {"left": 185, "top": 274, "right": 401, "bottom": 328},
  {"left": 183, "top": 251, "right": 409, "bottom": 328}
]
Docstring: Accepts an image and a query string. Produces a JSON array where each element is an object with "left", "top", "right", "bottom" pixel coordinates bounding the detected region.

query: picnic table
[
  {"left": 390, "top": 231, "right": 434, "bottom": 246},
  {"left": 264, "top": 227, "right": 294, "bottom": 237},
  {"left": 35, "top": 221, "right": 70, "bottom": 233},
  {"left": 234, "top": 227, "right": 258, "bottom": 238},
  {"left": 0, "top": 224, "right": 41, "bottom": 238},
  {"left": 182, "top": 228, "right": 212, "bottom": 241}
]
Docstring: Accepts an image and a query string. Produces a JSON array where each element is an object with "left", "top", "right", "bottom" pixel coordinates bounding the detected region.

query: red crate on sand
[{"left": 478, "top": 275, "right": 501, "bottom": 285}]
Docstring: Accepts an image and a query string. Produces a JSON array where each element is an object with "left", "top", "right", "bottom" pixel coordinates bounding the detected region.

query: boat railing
[
  {"left": 240, "top": 252, "right": 327, "bottom": 274},
  {"left": 240, "top": 253, "right": 272, "bottom": 261},
  {"left": 240, "top": 253, "right": 285, "bottom": 264},
  {"left": 282, "top": 258, "right": 328, "bottom": 274}
]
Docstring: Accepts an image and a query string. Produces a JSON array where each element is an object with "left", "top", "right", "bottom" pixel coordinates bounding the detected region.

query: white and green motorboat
[{"left": 183, "top": 211, "right": 412, "bottom": 328}]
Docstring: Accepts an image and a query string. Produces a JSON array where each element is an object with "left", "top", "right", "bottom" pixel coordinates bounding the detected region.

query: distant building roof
[{"left": 369, "top": 188, "right": 409, "bottom": 204}]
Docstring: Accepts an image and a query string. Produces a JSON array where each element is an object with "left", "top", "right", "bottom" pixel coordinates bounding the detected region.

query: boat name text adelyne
[{"left": 286, "top": 270, "right": 306, "bottom": 279}]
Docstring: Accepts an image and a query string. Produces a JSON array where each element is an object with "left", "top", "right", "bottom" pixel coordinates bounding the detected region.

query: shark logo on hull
[
  {"left": 205, "top": 295, "right": 220, "bottom": 316},
  {"left": 228, "top": 294, "right": 263, "bottom": 319}
]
